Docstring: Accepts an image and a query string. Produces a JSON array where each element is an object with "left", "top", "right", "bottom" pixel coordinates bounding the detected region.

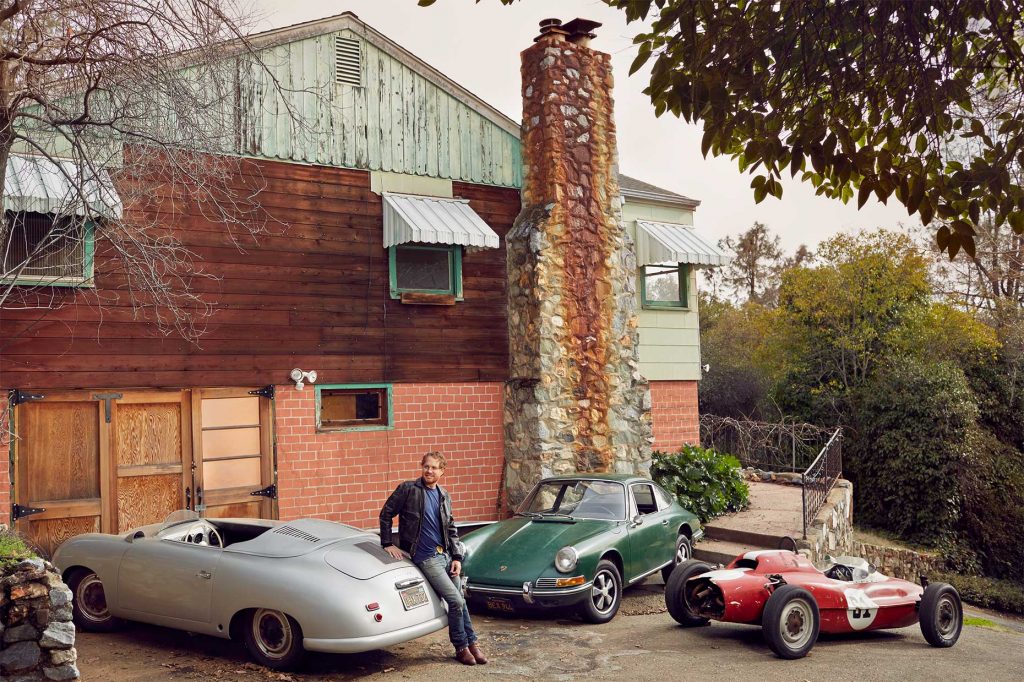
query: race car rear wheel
[
  {"left": 664, "top": 559, "right": 713, "bottom": 627},
  {"left": 762, "top": 585, "right": 820, "bottom": 659},
  {"left": 244, "top": 608, "right": 306, "bottom": 670},
  {"left": 919, "top": 583, "right": 963, "bottom": 648}
]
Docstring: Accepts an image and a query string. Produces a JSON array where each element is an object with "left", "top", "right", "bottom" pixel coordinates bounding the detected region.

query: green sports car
[{"left": 461, "top": 474, "right": 703, "bottom": 623}]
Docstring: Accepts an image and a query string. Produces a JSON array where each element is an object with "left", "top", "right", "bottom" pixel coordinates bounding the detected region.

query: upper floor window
[
  {"left": 641, "top": 262, "right": 688, "bottom": 309},
  {"left": 388, "top": 244, "right": 462, "bottom": 301},
  {"left": 1, "top": 211, "right": 94, "bottom": 286}
]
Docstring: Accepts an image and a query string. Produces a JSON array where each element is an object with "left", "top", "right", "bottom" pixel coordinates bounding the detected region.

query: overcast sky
[{"left": 251, "top": 0, "right": 911, "bottom": 253}]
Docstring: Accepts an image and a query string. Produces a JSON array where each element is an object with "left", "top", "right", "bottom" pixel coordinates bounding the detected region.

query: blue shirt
[{"left": 413, "top": 486, "right": 444, "bottom": 563}]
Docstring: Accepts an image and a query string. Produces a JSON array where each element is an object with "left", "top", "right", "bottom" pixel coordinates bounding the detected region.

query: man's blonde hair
[{"left": 421, "top": 451, "right": 447, "bottom": 469}]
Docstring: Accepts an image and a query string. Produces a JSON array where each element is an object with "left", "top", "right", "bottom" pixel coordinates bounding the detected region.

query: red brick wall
[
  {"left": 1, "top": 424, "right": 9, "bottom": 526},
  {"left": 649, "top": 380, "right": 700, "bottom": 451},
  {"left": 275, "top": 382, "right": 505, "bottom": 529}
]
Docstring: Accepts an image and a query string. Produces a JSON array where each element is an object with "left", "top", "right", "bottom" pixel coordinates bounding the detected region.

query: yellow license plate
[
  {"left": 400, "top": 585, "right": 428, "bottom": 610},
  {"left": 485, "top": 597, "right": 514, "bottom": 612}
]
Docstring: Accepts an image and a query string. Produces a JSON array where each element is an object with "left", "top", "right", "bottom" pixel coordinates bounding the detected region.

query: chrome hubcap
[
  {"left": 780, "top": 598, "right": 813, "bottom": 649},
  {"left": 253, "top": 609, "right": 292, "bottom": 660},
  {"left": 591, "top": 570, "right": 617, "bottom": 613},
  {"left": 675, "top": 540, "right": 690, "bottom": 564},
  {"left": 77, "top": 575, "right": 110, "bottom": 622}
]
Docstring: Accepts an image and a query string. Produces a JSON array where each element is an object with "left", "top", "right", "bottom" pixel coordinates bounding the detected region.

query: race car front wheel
[
  {"left": 664, "top": 559, "right": 713, "bottom": 627},
  {"left": 919, "top": 583, "right": 963, "bottom": 648},
  {"left": 762, "top": 585, "right": 820, "bottom": 659}
]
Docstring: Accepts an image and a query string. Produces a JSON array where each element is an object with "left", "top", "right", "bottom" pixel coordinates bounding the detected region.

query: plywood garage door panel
[
  {"left": 114, "top": 392, "right": 193, "bottom": 532},
  {"left": 14, "top": 393, "right": 105, "bottom": 557}
]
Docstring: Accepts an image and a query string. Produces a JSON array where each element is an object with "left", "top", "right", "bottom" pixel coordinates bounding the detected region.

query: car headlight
[{"left": 555, "top": 546, "right": 578, "bottom": 573}]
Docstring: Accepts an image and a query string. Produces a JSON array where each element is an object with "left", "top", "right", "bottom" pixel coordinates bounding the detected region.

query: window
[
  {"left": 653, "top": 484, "right": 675, "bottom": 511},
  {"left": 388, "top": 244, "right": 462, "bottom": 300},
  {"left": 640, "top": 262, "right": 688, "bottom": 309},
  {"left": 1, "top": 211, "right": 94, "bottom": 286},
  {"left": 631, "top": 483, "right": 659, "bottom": 515},
  {"left": 316, "top": 384, "right": 393, "bottom": 431}
]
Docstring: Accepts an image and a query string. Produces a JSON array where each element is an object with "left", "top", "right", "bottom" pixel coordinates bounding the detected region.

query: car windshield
[
  {"left": 518, "top": 480, "right": 626, "bottom": 520},
  {"left": 159, "top": 509, "right": 200, "bottom": 533}
]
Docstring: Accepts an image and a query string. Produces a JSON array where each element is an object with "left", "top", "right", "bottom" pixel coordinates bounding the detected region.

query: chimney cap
[
  {"left": 536, "top": 17, "right": 569, "bottom": 41},
  {"left": 561, "top": 18, "right": 602, "bottom": 38}
]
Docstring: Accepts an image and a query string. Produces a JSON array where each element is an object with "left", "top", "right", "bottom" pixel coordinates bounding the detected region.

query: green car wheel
[{"left": 579, "top": 560, "right": 622, "bottom": 624}]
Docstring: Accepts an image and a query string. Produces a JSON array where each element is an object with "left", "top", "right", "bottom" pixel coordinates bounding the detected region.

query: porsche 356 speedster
[
  {"left": 52, "top": 511, "right": 448, "bottom": 670},
  {"left": 664, "top": 550, "right": 963, "bottom": 659}
]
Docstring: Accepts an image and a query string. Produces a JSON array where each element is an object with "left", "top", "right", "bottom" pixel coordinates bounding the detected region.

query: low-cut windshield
[
  {"left": 159, "top": 509, "right": 200, "bottom": 532},
  {"left": 518, "top": 480, "right": 626, "bottom": 520}
]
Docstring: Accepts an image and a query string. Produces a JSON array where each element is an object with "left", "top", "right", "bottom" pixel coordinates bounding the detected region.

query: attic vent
[
  {"left": 335, "top": 36, "right": 362, "bottom": 86},
  {"left": 273, "top": 525, "right": 321, "bottom": 543}
]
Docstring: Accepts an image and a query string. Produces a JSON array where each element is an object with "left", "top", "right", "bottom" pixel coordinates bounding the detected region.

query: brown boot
[
  {"left": 455, "top": 647, "right": 477, "bottom": 666},
  {"left": 468, "top": 643, "right": 488, "bottom": 664}
]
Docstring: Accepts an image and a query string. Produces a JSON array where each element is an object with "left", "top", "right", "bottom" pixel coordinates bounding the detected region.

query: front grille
[
  {"left": 273, "top": 525, "right": 320, "bottom": 543},
  {"left": 535, "top": 578, "right": 560, "bottom": 588}
]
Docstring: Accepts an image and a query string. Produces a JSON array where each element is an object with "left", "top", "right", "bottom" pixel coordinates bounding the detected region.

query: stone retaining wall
[
  {"left": 854, "top": 541, "right": 945, "bottom": 582},
  {"left": 0, "top": 559, "right": 79, "bottom": 681},
  {"left": 797, "top": 480, "right": 854, "bottom": 563}
]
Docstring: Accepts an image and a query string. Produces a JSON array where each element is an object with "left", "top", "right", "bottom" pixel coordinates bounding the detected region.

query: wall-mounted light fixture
[{"left": 289, "top": 368, "right": 318, "bottom": 390}]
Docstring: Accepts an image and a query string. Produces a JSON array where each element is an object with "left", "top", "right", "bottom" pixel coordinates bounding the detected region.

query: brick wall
[
  {"left": 649, "top": 380, "right": 699, "bottom": 451},
  {"left": 1, "top": 425, "right": 8, "bottom": 526},
  {"left": 275, "top": 382, "right": 505, "bottom": 530}
]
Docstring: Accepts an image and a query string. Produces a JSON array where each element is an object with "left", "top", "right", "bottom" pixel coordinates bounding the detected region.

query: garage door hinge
[
  {"left": 9, "top": 389, "right": 45, "bottom": 406},
  {"left": 251, "top": 484, "right": 277, "bottom": 499},
  {"left": 249, "top": 385, "right": 275, "bottom": 399},
  {"left": 12, "top": 503, "right": 46, "bottom": 521}
]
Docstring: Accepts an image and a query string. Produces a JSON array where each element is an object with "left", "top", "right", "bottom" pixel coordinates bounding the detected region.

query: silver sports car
[{"left": 52, "top": 511, "right": 448, "bottom": 670}]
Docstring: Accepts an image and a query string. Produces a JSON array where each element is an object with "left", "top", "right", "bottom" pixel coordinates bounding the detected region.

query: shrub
[
  {"left": 933, "top": 572, "right": 1024, "bottom": 616},
  {"left": 651, "top": 445, "right": 750, "bottom": 523},
  {"left": 0, "top": 526, "right": 35, "bottom": 570}
]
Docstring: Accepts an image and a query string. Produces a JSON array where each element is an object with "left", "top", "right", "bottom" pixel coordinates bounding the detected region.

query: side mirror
[{"left": 631, "top": 515, "right": 644, "bottom": 527}]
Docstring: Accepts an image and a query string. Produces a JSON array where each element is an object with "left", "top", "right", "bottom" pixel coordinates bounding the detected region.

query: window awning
[
  {"left": 636, "top": 220, "right": 730, "bottom": 267},
  {"left": 383, "top": 192, "right": 499, "bottom": 249},
  {"left": 4, "top": 154, "right": 122, "bottom": 219}
]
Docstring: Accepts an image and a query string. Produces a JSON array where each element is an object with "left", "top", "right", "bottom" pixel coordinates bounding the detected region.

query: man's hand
[
  {"left": 384, "top": 545, "right": 407, "bottom": 560},
  {"left": 450, "top": 559, "right": 462, "bottom": 576}
]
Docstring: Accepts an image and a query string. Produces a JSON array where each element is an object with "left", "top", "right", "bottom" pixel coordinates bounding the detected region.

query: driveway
[{"left": 75, "top": 580, "right": 1022, "bottom": 682}]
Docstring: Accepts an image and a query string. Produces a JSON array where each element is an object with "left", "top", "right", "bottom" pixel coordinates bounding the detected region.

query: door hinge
[
  {"left": 249, "top": 385, "right": 275, "bottom": 400},
  {"left": 12, "top": 503, "right": 46, "bottom": 521},
  {"left": 9, "top": 389, "right": 45, "bottom": 406},
  {"left": 251, "top": 484, "right": 277, "bottom": 499},
  {"left": 92, "top": 393, "right": 123, "bottom": 424}
]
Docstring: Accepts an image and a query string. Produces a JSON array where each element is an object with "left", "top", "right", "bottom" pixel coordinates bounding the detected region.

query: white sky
[{"left": 250, "top": 0, "right": 911, "bottom": 253}]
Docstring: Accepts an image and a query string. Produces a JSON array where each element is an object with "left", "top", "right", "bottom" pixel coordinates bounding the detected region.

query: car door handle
[
  {"left": 661, "top": 519, "right": 669, "bottom": 526},
  {"left": 197, "top": 570, "right": 212, "bottom": 580}
]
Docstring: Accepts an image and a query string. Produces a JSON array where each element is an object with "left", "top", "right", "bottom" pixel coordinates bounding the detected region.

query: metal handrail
[{"left": 801, "top": 428, "right": 843, "bottom": 538}]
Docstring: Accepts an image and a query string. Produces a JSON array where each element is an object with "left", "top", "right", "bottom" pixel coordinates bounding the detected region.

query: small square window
[
  {"left": 388, "top": 244, "right": 462, "bottom": 300},
  {"left": 316, "top": 384, "right": 393, "bottom": 431},
  {"left": 1, "top": 211, "right": 94, "bottom": 286},
  {"left": 641, "top": 263, "right": 688, "bottom": 309}
]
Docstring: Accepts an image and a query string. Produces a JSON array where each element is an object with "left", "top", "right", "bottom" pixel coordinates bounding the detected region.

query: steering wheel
[{"left": 185, "top": 522, "right": 224, "bottom": 548}]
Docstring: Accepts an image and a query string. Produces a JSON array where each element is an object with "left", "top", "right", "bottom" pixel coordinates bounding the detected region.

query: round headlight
[{"left": 554, "top": 546, "right": 578, "bottom": 573}]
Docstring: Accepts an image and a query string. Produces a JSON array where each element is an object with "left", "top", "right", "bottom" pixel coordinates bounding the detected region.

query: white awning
[
  {"left": 383, "top": 192, "right": 499, "bottom": 249},
  {"left": 636, "top": 220, "right": 730, "bottom": 267},
  {"left": 4, "top": 155, "right": 122, "bottom": 219}
]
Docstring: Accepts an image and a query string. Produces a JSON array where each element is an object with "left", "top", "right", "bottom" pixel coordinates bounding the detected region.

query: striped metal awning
[
  {"left": 383, "top": 192, "right": 499, "bottom": 249},
  {"left": 635, "top": 220, "right": 730, "bottom": 267},
  {"left": 4, "top": 155, "right": 122, "bottom": 219}
]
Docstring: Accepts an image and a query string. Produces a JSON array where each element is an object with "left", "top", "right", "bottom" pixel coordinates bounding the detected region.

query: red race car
[{"left": 665, "top": 550, "right": 962, "bottom": 659}]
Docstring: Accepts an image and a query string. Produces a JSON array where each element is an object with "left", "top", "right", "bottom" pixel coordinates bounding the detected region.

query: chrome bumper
[
  {"left": 303, "top": 616, "right": 448, "bottom": 654},
  {"left": 466, "top": 580, "right": 592, "bottom": 605}
]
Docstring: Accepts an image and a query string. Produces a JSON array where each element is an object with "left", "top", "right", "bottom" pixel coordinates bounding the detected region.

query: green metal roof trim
[{"left": 4, "top": 155, "right": 122, "bottom": 219}]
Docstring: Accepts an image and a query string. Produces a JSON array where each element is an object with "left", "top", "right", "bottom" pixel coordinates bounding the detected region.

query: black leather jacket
[{"left": 379, "top": 478, "right": 462, "bottom": 561}]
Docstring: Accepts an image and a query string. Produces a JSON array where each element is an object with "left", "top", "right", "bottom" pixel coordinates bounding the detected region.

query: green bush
[
  {"left": 0, "top": 527, "right": 35, "bottom": 570},
  {"left": 933, "top": 572, "right": 1024, "bottom": 616},
  {"left": 651, "top": 445, "right": 750, "bottom": 523}
]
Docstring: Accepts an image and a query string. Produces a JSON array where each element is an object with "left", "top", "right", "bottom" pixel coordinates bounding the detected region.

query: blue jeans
[{"left": 416, "top": 553, "right": 477, "bottom": 650}]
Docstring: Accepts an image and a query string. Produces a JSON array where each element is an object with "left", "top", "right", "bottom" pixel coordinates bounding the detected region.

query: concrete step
[
  {"left": 693, "top": 538, "right": 772, "bottom": 566},
  {"left": 702, "top": 524, "right": 792, "bottom": 548}
]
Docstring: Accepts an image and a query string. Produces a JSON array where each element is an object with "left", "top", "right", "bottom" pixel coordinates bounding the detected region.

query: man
[{"left": 380, "top": 451, "right": 487, "bottom": 666}]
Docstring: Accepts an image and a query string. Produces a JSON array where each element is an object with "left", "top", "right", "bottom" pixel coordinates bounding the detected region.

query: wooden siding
[
  {"left": 234, "top": 29, "right": 522, "bottom": 188},
  {"left": 0, "top": 160, "right": 518, "bottom": 390},
  {"left": 621, "top": 199, "right": 703, "bottom": 382}
]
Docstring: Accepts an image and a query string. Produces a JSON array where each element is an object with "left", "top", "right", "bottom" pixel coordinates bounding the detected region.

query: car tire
[
  {"left": 664, "top": 559, "right": 713, "bottom": 627},
  {"left": 762, "top": 584, "right": 820, "bottom": 659},
  {"left": 579, "top": 559, "right": 622, "bottom": 624},
  {"left": 661, "top": 535, "right": 694, "bottom": 583},
  {"left": 243, "top": 608, "right": 306, "bottom": 671},
  {"left": 67, "top": 569, "right": 122, "bottom": 632},
  {"left": 919, "top": 583, "right": 963, "bottom": 648}
]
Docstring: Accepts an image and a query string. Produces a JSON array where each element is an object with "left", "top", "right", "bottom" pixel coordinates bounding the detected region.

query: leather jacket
[{"left": 379, "top": 478, "right": 462, "bottom": 561}]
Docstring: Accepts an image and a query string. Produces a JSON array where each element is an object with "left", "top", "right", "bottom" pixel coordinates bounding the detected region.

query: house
[{"left": 0, "top": 12, "right": 726, "bottom": 554}]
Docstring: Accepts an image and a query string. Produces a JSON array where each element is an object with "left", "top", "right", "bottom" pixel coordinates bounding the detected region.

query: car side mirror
[{"left": 631, "top": 515, "right": 644, "bottom": 527}]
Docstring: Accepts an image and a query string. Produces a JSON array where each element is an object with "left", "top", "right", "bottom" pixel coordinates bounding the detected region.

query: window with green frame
[
  {"left": 388, "top": 243, "right": 463, "bottom": 299},
  {"left": 316, "top": 383, "right": 394, "bottom": 431},
  {"left": 1, "top": 211, "right": 95, "bottom": 287},
  {"left": 641, "top": 263, "right": 689, "bottom": 309}
]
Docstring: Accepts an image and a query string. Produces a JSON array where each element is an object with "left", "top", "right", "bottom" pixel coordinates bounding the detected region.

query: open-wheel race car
[{"left": 665, "top": 550, "right": 963, "bottom": 659}]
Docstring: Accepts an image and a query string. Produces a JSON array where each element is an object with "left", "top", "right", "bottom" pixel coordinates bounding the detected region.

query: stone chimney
[{"left": 503, "top": 18, "right": 653, "bottom": 508}]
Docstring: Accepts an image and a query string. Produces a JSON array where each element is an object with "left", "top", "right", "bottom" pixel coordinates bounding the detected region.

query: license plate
[
  {"left": 400, "top": 585, "right": 428, "bottom": 610},
  {"left": 485, "top": 597, "right": 514, "bottom": 612}
]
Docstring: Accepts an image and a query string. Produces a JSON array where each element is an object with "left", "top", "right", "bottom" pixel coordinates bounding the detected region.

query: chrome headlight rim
[{"left": 554, "top": 546, "right": 578, "bottom": 573}]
